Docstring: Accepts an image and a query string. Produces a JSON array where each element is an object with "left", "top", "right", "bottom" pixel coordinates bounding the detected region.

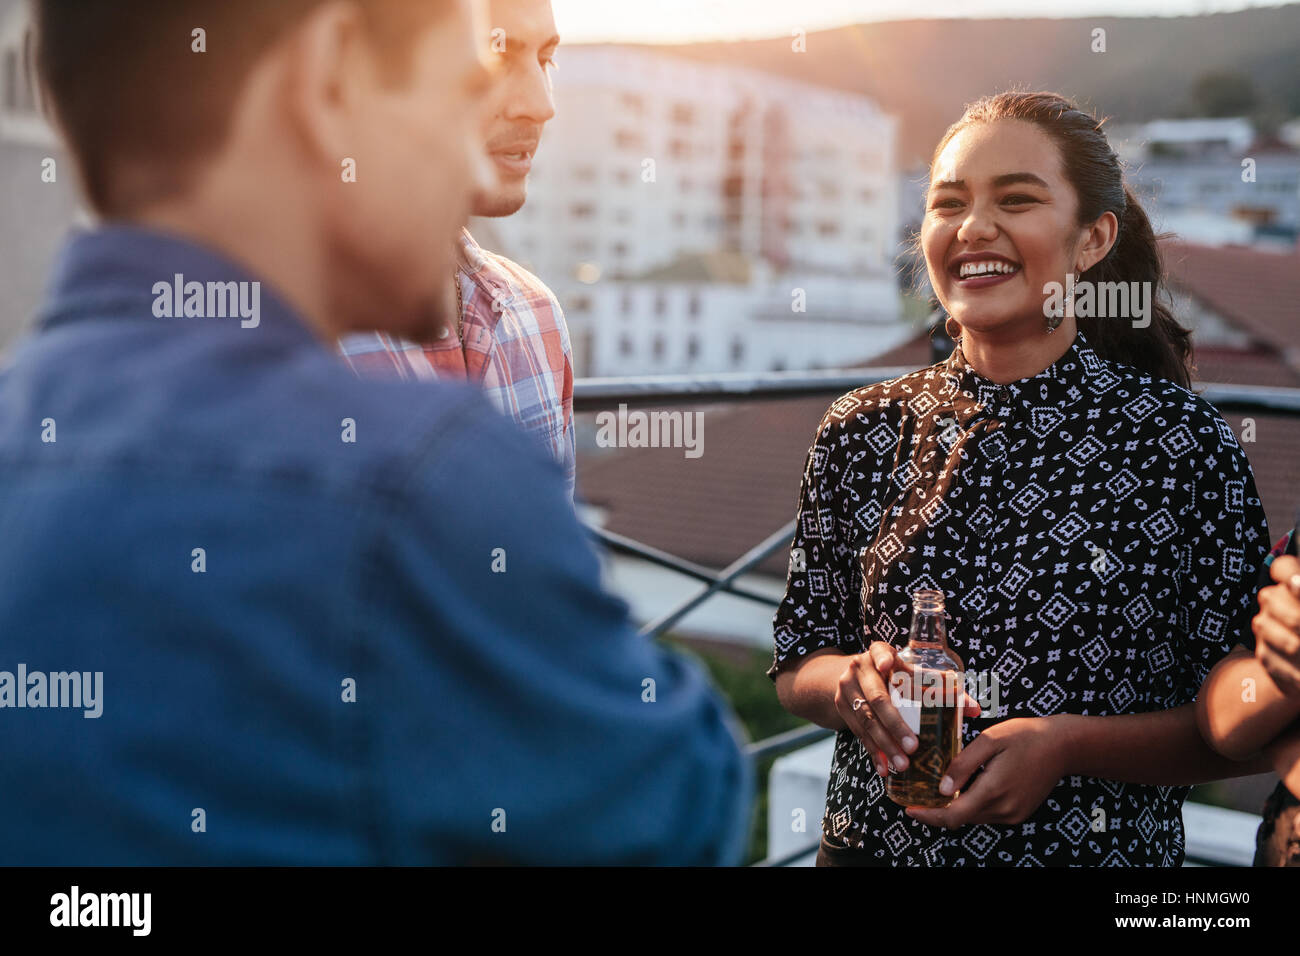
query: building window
[
  {"left": 687, "top": 336, "right": 700, "bottom": 360},
  {"left": 570, "top": 203, "right": 597, "bottom": 220},
  {"left": 652, "top": 335, "right": 666, "bottom": 361},
  {"left": 3, "top": 31, "right": 39, "bottom": 115},
  {"left": 615, "top": 129, "right": 644, "bottom": 151},
  {"left": 817, "top": 221, "right": 840, "bottom": 238},
  {"left": 654, "top": 292, "right": 667, "bottom": 317},
  {"left": 731, "top": 338, "right": 745, "bottom": 366},
  {"left": 688, "top": 293, "right": 701, "bottom": 319},
  {"left": 672, "top": 103, "right": 695, "bottom": 125},
  {"left": 612, "top": 242, "right": 629, "bottom": 259},
  {"left": 3, "top": 48, "right": 18, "bottom": 111},
  {"left": 669, "top": 139, "right": 690, "bottom": 160},
  {"left": 621, "top": 290, "right": 634, "bottom": 315},
  {"left": 573, "top": 165, "right": 598, "bottom": 183},
  {"left": 620, "top": 92, "right": 644, "bottom": 115},
  {"left": 619, "top": 335, "right": 634, "bottom": 357}
]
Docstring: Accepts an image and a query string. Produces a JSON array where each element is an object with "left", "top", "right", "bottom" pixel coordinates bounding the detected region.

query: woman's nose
[{"left": 957, "top": 207, "right": 999, "bottom": 242}]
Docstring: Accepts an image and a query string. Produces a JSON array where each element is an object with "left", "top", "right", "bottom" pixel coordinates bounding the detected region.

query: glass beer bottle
[{"left": 884, "top": 589, "right": 964, "bottom": 809}]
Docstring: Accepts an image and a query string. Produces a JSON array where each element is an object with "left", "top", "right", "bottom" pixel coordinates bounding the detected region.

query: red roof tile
[{"left": 1162, "top": 239, "right": 1300, "bottom": 370}]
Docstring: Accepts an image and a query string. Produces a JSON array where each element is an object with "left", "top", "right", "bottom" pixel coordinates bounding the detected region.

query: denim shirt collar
[{"left": 37, "top": 223, "right": 322, "bottom": 353}]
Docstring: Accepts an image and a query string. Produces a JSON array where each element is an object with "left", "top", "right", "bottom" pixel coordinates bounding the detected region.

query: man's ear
[{"left": 279, "top": 2, "right": 377, "bottom": 173}]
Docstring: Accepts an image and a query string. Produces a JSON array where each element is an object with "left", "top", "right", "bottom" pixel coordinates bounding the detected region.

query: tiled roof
[
  {"left": 579, "top": 394, "right": 829, "bottom": 578},
  {"left": 1163, "top": 240, "right": 1300, "bottom": 371},
  {"left": 1193, "top": 345, "right": 1300, "bottom": 390}
]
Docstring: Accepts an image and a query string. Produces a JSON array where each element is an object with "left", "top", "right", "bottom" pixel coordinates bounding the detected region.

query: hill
[{"left": 634, "top": 6, "right": 1300, "bottom": 164}]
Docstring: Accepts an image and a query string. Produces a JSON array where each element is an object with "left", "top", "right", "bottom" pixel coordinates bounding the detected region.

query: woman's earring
[
  {"left": 944, "top": 316, "right": 961, "bottom": 340},
  {"left": 1045, "top": 292, "right": 1066, "bottom": 334},
  {"left": 1046, "top": 264, "right": 1082, "bottom": 334}
]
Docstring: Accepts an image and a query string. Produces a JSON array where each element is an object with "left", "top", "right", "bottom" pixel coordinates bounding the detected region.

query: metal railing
[{"left": 575, "top": 363, "right": 1300, "bottom": 866}]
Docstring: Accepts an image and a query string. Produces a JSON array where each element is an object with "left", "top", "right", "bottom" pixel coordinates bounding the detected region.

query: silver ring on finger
[{"left": 852, "top": 697, "right": 874, "bottom": 721}]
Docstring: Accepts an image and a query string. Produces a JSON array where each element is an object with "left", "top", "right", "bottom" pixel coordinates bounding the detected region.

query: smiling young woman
[
  {"left": 769, "top": 91, "right": 1273, "bottom": 866},
  {"left": 920, "top": 91, "right": 1192, "bottom": 389}
]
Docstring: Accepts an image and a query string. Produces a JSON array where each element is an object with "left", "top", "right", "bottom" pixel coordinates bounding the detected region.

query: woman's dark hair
[{"left": 919, "top": 90, "right": 1194, "bottom": 390}]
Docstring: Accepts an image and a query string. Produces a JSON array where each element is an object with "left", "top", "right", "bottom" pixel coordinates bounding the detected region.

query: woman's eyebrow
[
  {"left": 929, "top": 172, "right": 1051, "bottom": 191},
  {"left": 992, "top": 172, "right": 1050, "bottom": 188}
]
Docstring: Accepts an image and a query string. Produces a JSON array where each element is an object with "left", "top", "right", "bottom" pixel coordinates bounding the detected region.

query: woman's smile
[{"left": 948, "top": 251, "right": 1023, "bottom": 290}]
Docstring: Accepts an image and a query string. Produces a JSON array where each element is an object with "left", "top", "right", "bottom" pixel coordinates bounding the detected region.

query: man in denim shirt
[{"left": 0, "top": 0, "right": 751, "bottom": 865}]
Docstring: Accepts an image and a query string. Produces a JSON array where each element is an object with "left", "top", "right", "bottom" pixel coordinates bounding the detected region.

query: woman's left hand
[{"left": 905, "top": 716, "right": 1068, "bottom": 829}]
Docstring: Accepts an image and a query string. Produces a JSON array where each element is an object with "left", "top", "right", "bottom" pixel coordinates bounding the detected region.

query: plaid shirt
[{"left": 338, "top": 229, "right": 575, "bottom": 500}]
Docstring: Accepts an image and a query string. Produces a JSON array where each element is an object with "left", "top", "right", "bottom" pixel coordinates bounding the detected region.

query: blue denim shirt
[{"left": 0, "top": 225, "right": 753, "bottom": 865}]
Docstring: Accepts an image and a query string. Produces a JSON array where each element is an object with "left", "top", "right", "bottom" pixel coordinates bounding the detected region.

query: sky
[{"left": 551, "top": 0, "right": 1295, "bottom": 44}]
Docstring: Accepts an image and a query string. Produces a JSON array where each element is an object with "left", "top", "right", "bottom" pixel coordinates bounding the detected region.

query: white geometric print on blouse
[{"left": 769, "top": 331, "right": 1271, "bottom": 866}]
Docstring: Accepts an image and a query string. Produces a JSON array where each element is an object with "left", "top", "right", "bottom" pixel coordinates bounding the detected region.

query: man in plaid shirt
[{"left": 340, "top": 0, "right": 574, "bottom": 499}]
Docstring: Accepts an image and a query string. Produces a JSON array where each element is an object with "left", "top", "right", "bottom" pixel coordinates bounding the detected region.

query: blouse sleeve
[
  {"left": 768, "top": 405, "right": 865, "bottom": 680},
  {"left": 1173, "top": 408, "right": 1272, "bottom": 690}
]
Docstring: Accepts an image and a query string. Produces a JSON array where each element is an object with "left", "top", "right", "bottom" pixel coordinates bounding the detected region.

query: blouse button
[{"left": 995, "top": 386, "right": 1010, "bottom": 402}]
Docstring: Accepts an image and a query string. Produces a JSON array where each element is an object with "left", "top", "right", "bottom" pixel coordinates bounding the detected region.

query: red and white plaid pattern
[{"left": 339, "top": 229, "right": 575, "bottom": 499}]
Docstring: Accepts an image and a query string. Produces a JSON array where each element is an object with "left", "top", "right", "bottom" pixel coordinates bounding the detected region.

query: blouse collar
[{"left": 936, "top": 330, "right": 1115, "bottom": 428}]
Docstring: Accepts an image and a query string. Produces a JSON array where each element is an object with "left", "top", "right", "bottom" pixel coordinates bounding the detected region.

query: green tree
[{"left": 1191, "top": 71, "right": 1259, "bottom": 118}]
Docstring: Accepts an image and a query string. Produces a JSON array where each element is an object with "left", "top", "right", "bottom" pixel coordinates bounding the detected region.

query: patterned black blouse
[{"left": 770, "top": 331, "right": 1270, "bottom": 866}]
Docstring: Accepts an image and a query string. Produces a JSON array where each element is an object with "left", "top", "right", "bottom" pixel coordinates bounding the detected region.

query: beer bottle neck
[{"left": 908, "top": 609, "right": 949, "bottom": 648}]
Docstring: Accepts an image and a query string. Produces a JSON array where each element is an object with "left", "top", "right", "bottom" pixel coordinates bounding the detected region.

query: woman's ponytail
[{"left": 1076, "top": 184, "right": 1193, "bottom": 389}]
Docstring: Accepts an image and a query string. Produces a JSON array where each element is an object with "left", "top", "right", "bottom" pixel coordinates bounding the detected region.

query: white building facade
[
  {"left": 1109, "top": 117, "right": 1300, "bottom": 250},
  {"left": 489, "top": 46, "right": 906, "bottom": 376}
]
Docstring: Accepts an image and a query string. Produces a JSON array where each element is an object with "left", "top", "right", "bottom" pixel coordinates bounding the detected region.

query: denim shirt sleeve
[{"left": 366, "top": 401, "right": 753, "bottom": 864}]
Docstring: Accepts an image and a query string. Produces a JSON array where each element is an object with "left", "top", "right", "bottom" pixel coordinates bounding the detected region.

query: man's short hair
[{"left": 31, "top": 0, "right": 451, "bottom": 216}]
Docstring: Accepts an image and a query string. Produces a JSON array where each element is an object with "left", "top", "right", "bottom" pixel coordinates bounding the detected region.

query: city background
[{"left": 3, "top": 0, "right": 1299, "bottom": 861}]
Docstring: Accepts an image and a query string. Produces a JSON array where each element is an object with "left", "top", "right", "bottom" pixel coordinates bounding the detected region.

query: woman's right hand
[
  {"left": 1256, "top": 555, "right": 1300, "bottom": 698},
  {"left": 834, "top": 641, "right": 982, "bottom": 776}
]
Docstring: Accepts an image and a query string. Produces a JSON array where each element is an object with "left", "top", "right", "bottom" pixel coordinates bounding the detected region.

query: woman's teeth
[{"left": 958, "top": 260, "right": 1020, "bottom": 278}]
